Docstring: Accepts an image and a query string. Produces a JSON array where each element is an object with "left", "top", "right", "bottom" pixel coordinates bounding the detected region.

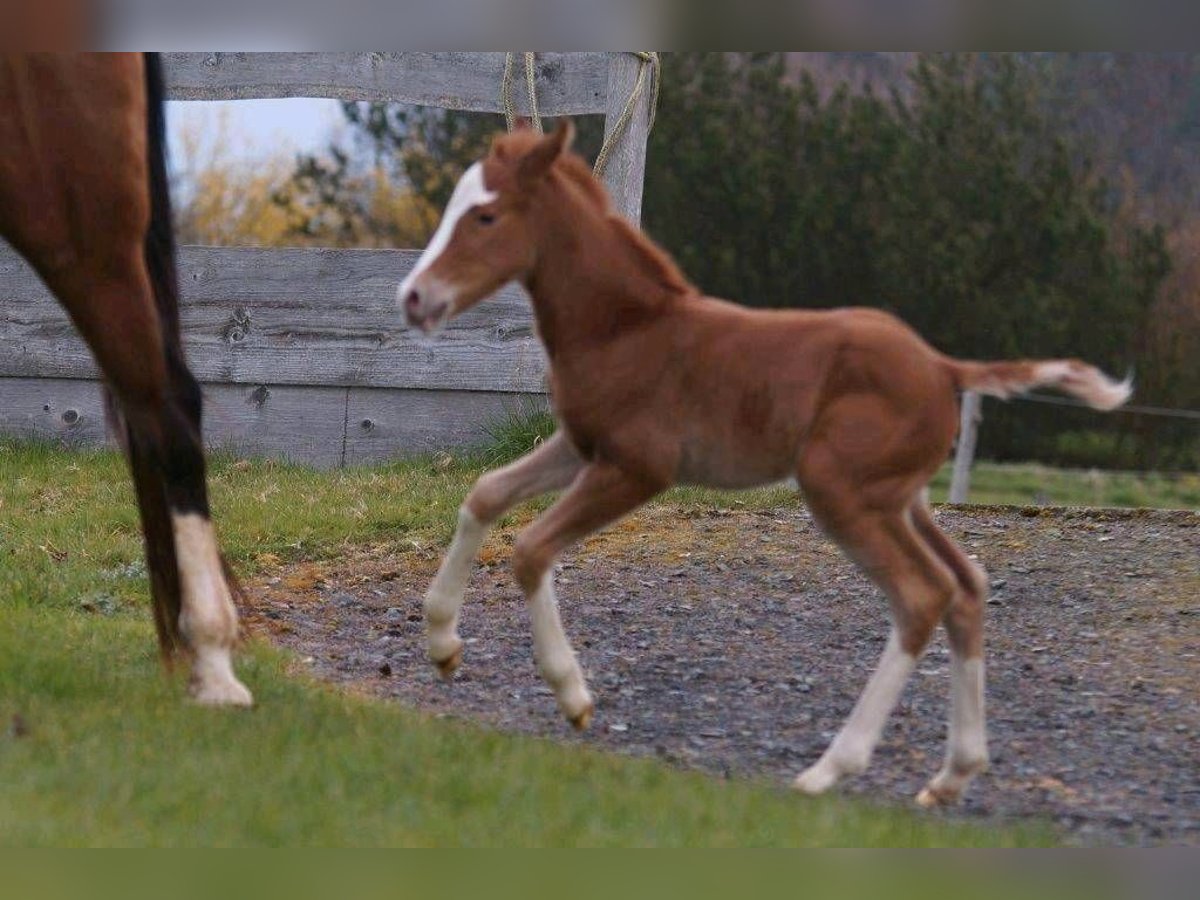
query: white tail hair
[{"left": 953, "top": 359, "right": 1132, "bottom": 411}]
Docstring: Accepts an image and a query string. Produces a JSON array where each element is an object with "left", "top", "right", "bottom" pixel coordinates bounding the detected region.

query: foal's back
[{"left": 578, "top": 292, "right": 960, "bottom": 490}]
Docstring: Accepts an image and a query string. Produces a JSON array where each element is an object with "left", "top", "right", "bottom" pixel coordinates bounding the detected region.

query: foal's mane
[
  {"left": 491, "top": 129, "right": 693, "bottom": 295},
  {"left": 554, "top": 153, "right": 694, "bottom": 295}
]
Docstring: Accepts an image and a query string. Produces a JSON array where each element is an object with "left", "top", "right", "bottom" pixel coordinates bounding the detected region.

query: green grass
[
  {"left": 13, "top": 437, "right": 1193, "bottom": 846},
  {"left": 477, "top": 395, "right": 559, "bottom": 470},
  {"left": 2, "top": 614, "right": 1047, "bottom": 847},
  {"left": 928, "top": 461, "right": 1200, "bottom": 509}
]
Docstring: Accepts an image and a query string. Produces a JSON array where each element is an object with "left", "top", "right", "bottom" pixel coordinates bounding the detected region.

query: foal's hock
[{"left": 400, "top": 122, "right": 1130, "bottom": 805}]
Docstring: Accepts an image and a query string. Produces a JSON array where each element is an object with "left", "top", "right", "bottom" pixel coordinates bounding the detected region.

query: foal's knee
[
  {"left": 941, "top": 559, "right": 987, "bottom": 659},
  {"left": 896, "top": 572, "right": 957, "bottom": 656},
  {"left": 945, "top": 594, "right": 986, "bottom": 660},
  {"left": 512, "top": 534, "right": 552, "bottom": 595},
  {"left": 464, "top": 470, "right": 509, "bottom": 525}
]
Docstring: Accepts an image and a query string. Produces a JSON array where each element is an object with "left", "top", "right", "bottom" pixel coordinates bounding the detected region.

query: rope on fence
[
  {"left": 501, "top": 52, "right": 543, "bottom": 134},
  {"left": 501, "top": 51, "right": 661, "bottom": 178},
  {"left": 593, "top": 52, "right": 660, "bottom": 179}
]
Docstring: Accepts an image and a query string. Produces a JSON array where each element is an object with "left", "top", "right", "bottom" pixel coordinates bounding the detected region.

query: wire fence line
[{"left": 1014, "top": 392, "right": 1200, "bottom": 422}]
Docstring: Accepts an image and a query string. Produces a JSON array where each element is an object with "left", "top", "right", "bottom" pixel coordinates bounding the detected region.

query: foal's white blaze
[
  {"left": 397, "top": 161, "right": 498, "bottom": 304},
  {"left": 171, "top": 513, "right": 253, "bottom": 706},
  {"left": 793, "top": 629, "right": 916, "bottom": 794}
]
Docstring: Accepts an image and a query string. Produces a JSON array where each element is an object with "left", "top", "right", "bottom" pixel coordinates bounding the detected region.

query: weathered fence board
[
  {"left": 0, "top": 245, "right": 547, "bottom": 393},
  {"left": 203, "top": 382, "right": 351, "bottom": 467},
  {"left": 164, "top": 52, "right": 609, "bottom": 114},
  {"left": 0, "top": 376, "right": 521, "bottom": 467},
  {"left": 0, "top": 377, "right": 110, "bottom": 447},
  {"left": 344, "top": 387, "right": 523, "bottom": 465}
]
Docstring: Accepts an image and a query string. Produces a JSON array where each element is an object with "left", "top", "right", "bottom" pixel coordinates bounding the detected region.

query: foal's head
[{"left": 398, "top": 121, "right": 578, "bottom": 334}]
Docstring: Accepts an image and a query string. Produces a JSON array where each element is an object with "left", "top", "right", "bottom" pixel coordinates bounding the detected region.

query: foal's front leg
[
  {"left": 424, "top": 431, "right": 582, "bottom": 675},
  {"left": 511, "top": 463, "right": 662, "bottom": 729}
]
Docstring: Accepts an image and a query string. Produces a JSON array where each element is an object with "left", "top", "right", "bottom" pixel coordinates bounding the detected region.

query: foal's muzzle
[{"left": 399, "top": 279, "right": 451, "bottom": 335}]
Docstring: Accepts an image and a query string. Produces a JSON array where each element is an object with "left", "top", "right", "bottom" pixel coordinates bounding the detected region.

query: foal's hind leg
[
  {"left": 910, "top": 501, "right": 989, "bottom": 806},
  {"left": 793, "top": 503, "right": 957, "bottom": 795},
  {"left": 424, "top": 431, "right": 582, "bottom": 675},
  {"left": 511, "top": 463, "right": 662, "bottom": 729}
]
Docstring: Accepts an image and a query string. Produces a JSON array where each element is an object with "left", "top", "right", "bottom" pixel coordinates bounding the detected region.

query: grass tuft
[{"left": 477, "top": 397, "right": 559, "bottom": 469}]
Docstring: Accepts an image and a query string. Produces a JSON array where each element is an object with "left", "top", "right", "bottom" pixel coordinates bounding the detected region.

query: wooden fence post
[
  {"left": 600, "top": 54, "right": 653, "bottom": 223},
  {"left": 949, "top": 390, "right": 982, "bottom": 504}
]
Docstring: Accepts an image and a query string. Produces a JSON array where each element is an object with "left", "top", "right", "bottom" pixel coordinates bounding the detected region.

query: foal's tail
[{"left": 948, "top": 358, "right": 1132, "bottom": 411}]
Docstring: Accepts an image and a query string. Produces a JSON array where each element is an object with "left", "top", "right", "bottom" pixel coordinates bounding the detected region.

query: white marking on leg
[
  {"left": 528, "top": 572, "right": 592, "bottom": 726},
  {"left": 794, "top": 629, "right": 916, "bottom": 794},
  {"left": 397, "top": 162, "right": 498, "bottom": 303},
  {"left": 424, "top": 506, "right": 488, "bottom": 668},
  {"left": 171, "top": 513, "right": 252, "bottom": 707},
  {"left": 917, "top": 654, "right": 988, "bottom": 807}
]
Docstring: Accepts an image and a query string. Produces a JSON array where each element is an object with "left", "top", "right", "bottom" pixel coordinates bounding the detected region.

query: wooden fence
[{"left": 0, "top": 52, "right": 652, "bottom": 466}]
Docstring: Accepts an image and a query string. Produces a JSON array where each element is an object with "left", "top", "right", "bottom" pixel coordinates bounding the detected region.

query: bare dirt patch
[{"left": 249, "top": 505, "right": 1199, "bottom": 846}]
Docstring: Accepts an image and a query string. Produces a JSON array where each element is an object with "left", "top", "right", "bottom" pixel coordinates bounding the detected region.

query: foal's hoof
[
  {"left": 189, "top": 676, "right": 254, "bottom": 708},
  {"left": 915, "top": 784, "right": 961, "bottom": 809},
  {"left": 792, "top": 763, "right": 839, "bottom": 796},
  {"left": 429, "top": 635, "right": 464, "bottom": 679},
  {"left": 433, "top": 645, "right": 463, "bottom": 679},
  {"left": 568, "top": 702, "right": 595, "bottom": 732}
]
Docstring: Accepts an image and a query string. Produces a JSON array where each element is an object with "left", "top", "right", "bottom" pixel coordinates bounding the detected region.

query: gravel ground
[{"left": 250, "top": 504, "right": 1199, "bottom": 846}]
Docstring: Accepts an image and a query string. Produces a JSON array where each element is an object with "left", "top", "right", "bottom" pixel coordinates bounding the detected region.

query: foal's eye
[{"left": 477, "top": 211, "right": 496, "bottom": 225}]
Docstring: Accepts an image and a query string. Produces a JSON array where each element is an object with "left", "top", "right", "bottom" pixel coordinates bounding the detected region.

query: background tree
[{"left": 641, "top": 53, "right": 1177, "bottom": 467}]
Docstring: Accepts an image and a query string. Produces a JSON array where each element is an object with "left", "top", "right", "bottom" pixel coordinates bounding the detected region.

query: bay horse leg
[
  {"left": 424, "top": 431, "right": 582, "bottom": 675},
  {"left": 792, "top": 503, "right": 957, "bottom": 795},
  {"left": 48, "top": 261, "right": 250, "bottom": 706},
  {"left": 510, "top": 463, "right": 662, "bottom": 729},
  {"left": 159, "top": 385, "right": 251, "bottom": 708},
  {"left": 909, "top": 500, "right": 990, "bottom": 806}
]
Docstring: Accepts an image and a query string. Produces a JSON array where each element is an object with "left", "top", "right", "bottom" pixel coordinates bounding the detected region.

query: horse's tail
[{"left": 947, "top": 358, "right": 1132, "bottom": 411}]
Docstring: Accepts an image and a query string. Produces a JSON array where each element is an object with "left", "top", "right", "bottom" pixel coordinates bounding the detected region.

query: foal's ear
[{"left": 517, "top": 120, "right": 575, "bottom": 185}]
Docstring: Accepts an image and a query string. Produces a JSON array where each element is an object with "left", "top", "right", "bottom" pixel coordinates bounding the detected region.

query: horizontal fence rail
[
  {"left": 164, "top": 52, "right": 610, "bottom": 114},
  {"left": 0, "top": 244, "right": 547, "bottom": 466},
  {"left": 0, "top": 246, "right": 546, "bottom": 393}
]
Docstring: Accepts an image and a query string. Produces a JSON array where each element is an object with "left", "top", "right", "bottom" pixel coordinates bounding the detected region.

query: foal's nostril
[{"left": 405, "top": 289, "right": 420, "bottom": 312}]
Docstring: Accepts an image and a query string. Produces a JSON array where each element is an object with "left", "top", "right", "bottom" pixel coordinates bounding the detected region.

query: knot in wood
[{"left": 224, "top": 308, "right": 252, "bottom": 344}]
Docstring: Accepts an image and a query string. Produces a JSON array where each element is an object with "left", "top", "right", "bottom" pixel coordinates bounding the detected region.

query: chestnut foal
[{"left": 399, "top": 123, "right": 1130, "bottom": 805}]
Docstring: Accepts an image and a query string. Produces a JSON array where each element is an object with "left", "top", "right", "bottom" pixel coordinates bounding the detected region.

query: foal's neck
[{"left": 522, "top": 175, "right": 691, "bottom": 358}]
